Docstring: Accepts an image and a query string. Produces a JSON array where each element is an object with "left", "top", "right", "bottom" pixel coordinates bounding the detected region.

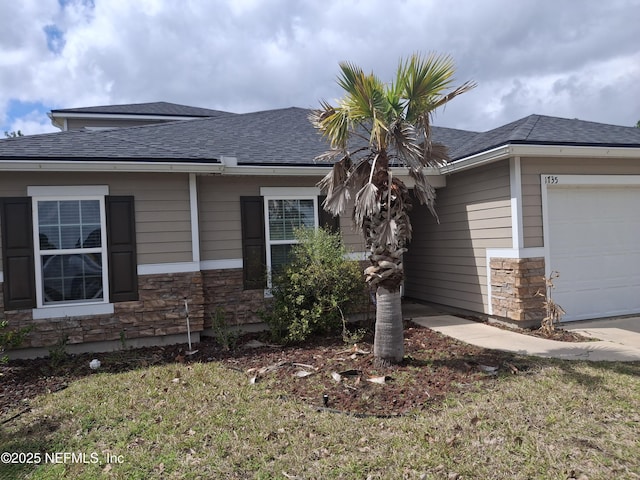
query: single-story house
[{"left": 1, "top": 102, "right": 639, "bottom": 356}]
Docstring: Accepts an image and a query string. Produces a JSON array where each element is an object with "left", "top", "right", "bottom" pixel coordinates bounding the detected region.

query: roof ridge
[{"left": 511, "top": 114, "right": 541, "bottom": 141}]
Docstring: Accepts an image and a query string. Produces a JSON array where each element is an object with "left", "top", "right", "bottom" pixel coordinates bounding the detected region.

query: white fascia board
[
  {"left": 440, "top": 144, "right": 640, "bottom": 176},
  {"left": 0, "top": 160, "right": 225, "bottom": 174},
  {"left": 221, "top": 165, "right": 331, "bottom": 176},
  {"left": 49, "top": 112, "right": 203, "bottom": 122},
  {"left": 509, "top": 144, "right": 640, "bottom": 159},
  {"left": 441, "top": 145, "right": 512, "bottom": 174}
]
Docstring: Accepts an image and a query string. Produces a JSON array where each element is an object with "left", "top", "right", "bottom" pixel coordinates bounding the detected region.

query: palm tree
[{"left": 310, "top": 53, "right": 475, "bottom": 367}]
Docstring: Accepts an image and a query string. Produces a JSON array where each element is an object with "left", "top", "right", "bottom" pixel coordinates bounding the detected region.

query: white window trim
[
  {"left": 261, "top": 187, "right": 320, "bottom": 291},
  {"left": 29, "top": 186, "right": 112, "bottom": 318}
]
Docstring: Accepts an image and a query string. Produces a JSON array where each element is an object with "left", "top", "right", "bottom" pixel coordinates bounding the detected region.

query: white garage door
[{"left": 547, "top": 184, "right": 640, "bottom": 322}]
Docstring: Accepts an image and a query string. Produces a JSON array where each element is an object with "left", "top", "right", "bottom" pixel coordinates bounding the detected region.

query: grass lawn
[{"left": 1, "top": 336, "right": 639, "bottom": 479}]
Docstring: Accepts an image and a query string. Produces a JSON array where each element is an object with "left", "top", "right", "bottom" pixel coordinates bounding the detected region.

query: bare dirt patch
[{"left": 1, "top": 321, "right": 535, "bottom": 419}]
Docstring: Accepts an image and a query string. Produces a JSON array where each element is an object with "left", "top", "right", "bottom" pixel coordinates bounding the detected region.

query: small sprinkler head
[{"left": 323, "top": 394, "right": 329, "bottom": 407}]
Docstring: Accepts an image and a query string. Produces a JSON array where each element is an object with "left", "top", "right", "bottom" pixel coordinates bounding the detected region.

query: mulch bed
[
  {"left": 478, "top": 320, "right": 594, "bottom": 342},
  {"left": 0, "top": 321, "right": 534, "bottom": 419}
]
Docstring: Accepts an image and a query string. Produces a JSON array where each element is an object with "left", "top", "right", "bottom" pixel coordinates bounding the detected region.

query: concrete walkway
[{"left": 410, "top": 313, "right": 640, "bottom": 362}]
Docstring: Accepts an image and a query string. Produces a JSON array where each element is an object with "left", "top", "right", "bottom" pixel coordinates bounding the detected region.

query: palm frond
[
  {"left": 402, "top": 54, "right": 456, "bottom": 121},
  {"left": 389, "top": 119, "right": 422, "bottom": 169},
  {"left": 320, "top": 156, "right": 349, "bottom": 189},
  {"left": 337, "top": 62, "right": 390, "bottom": 150},
  {"left": 322, "top": 183, "right": 351, "bottom": 216},
  {"left": 310, "top": 101, "right": 352, "bottom": 150},
  {"left": 409, "top": 169, "right": 439, "bottom": 222},
  {"left": 420, "top": 140, "right": 449, "bottom": 169},
  {"left": 349, "top": 155, "right": 375, "bottom": 190},
  {"left": 373, "top": 216, "right": 398, "bottom": 250},
  {"left": 313, "top": 148, "right": 344, "bottom": 164},
  {"left": 354, "top": 182, "right": 380, "bottom": 230},
  {"left": 428, "top": 80, "right": 477, "bottom": 111}
]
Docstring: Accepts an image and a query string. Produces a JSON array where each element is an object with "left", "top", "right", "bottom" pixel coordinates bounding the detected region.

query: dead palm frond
[{"left": 536, "top": 271, "right": 566, "bottom": 335}]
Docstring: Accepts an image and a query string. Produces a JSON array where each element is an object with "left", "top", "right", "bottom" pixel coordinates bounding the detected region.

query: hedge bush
[{"left": 262, "top": 227, "right": 364, "bottom": 343}]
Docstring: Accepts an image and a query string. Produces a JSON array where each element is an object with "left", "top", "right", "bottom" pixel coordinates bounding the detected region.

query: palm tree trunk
[{"left": 373, "top": 286, "right": 404, "bottom": 367}]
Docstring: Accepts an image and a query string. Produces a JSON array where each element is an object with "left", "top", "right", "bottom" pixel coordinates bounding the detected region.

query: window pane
[
  {"left": 81, "top": 225, "right": 101, "bottom": 248},
  {"left": 42, "top": 254, "right": 103, "bottom": 304},
  {"left": 60, "top": 225, "right": 81, "bottom": 249},
  {"left": 38, "top": 201, "right": 59, "bottom": 225},
  {"left": 268, "top": 200, "right": 285, "bottom": 240},
  {"left": 59, "top": 201, "right": 80, "bottom": 225},
  {"left": 39, "top": 226, "right": 60, "bottom": 249},
  {"left": 268, "top": 199, "right": 315, "bottom": 241},
  {"left": 271, "top": 244, "right": 293, "bottom": 274},
  {"left": 37, "top": 200, "right": 101, "bottom": 250},
  {"left": 80, "top": 200, "right": 100, "bottom": 224}
]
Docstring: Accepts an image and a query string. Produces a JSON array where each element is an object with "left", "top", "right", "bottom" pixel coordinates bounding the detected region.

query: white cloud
[{"left": 1, "top": 0, "right": 639, "bottom": 135}]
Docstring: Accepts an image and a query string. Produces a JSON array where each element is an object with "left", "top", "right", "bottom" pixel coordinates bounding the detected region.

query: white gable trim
[
  {"left": 509, "top": 157, "right": 523, "bottom": 250},
  {"left": 189, "top": 173, "right": 200, "bottom": 263}
]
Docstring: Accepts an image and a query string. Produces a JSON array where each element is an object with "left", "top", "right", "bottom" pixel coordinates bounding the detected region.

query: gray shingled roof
[
  {"left": 0, "top": 107, "right": 479, "bottom": 165},
  {"left": 450, "top": 114, "right": 640, "bottom": 160},
  {"left": 51, "top": 101, "right": 233, "bottom": 118},
  {"left": 1, "top": 108, "right": 638, "bottom": 165}
]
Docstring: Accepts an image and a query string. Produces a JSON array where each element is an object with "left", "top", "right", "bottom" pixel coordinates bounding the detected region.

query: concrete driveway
[
  {"left": 402, "top": 301, "right": 640, "bottom": 361},
  {"left": 565, "top": 317, "right": 640, "bottom": 349}
]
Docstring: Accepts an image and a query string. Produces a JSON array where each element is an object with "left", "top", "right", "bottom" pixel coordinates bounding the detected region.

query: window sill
[{"left": 32, "top": 302, "right": 115, "bottom": 320}]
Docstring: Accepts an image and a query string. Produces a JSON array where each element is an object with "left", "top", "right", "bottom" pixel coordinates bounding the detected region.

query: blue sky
[{"left": 1, "top": 0, "right": 639, "bottom": 136}]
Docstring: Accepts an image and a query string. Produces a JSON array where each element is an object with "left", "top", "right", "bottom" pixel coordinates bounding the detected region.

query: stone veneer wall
[
  {"left": 201, "top": 268, "right": 268, "bottom": 328},
  {"left": 490, "top": 257, "right": 546, "bottom": 323},
  {"left": 201, "top": 264, "right": 373, "bottom": 329},
  {"left": 2, "top": 263, "right": 373, "bottom": 350},
  {"left": 1, "top": 271, "right": 204, "bottom": 349}
]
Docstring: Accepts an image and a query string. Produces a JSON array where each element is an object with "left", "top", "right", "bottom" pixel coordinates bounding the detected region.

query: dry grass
[{"left": 1, "top": 357, "right": 639, "bottom": 479}]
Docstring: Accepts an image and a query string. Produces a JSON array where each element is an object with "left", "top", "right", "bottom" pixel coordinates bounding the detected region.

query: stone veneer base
[
  {"left": 1, "top": 271, "right": 205, "bottom": 350},
  {"left": 3, "top": 264, "right": 371, "bottom": 357},
  {"left": 490, "top": 257, "right": 546, "bottom": 324}
]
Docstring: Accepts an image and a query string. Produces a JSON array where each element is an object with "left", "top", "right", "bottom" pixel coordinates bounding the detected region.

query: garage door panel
[{"left": 548, "top": 185, "right": 640, "bottom": 321}]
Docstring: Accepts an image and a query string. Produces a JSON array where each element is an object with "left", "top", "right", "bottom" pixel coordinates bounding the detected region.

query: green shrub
[
  {"left": 0, "top": 319, "right": 31, "bottom": 364},
  {"left": 261, "top": 227, "right": 364, "bottom": 343},
  {"left": 209, "top": 307, "right": 240, "bottom": 351}
]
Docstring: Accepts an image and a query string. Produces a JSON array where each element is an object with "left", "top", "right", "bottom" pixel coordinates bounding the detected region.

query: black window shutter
[
  {"left": 0, "top": 198, "right": 36, "bottom": 310},
  {"left": 318, "top": 196, "right": 340, "bottom": 232},
  {"left": 240, "top": 196, "right": 266, "bottom": 290},
  {"left": 106, "top": 196, "right": 138, "bottom": 302}
]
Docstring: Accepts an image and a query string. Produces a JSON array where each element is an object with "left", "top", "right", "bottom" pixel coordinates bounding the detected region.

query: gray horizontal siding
[
  {"left": 404, "top": 160, "right": 512, "bottom": 314},
  {"left": 521, "top": 157, "right": 640, "bottom": 248},
  {"left": 198, "top": 175, "right": 364, "bottom": 262},
  {"left": 0, "top": 172, "right": 193, "bottom": 269}
]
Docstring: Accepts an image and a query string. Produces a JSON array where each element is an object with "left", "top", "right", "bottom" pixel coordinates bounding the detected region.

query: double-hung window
[
  {"left": 261, "top": 187, "right": 319, "bottom": 285},
  {"left": 28, "top": 186, "right": 112, "bottom": 318},
  {"left": 240, "top": 188, "right": 338, "bottom": 290}
]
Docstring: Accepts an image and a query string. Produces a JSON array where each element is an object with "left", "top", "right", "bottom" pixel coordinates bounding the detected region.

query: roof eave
[
  {"left": 443, "top": 143, "right": 640, "bottom": 175},
  {"left": 0, "top": 159, "right": 225, "bottom": 174},
  {"left": 49, "top": 112, "right": 206, "bottom": 121}
]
